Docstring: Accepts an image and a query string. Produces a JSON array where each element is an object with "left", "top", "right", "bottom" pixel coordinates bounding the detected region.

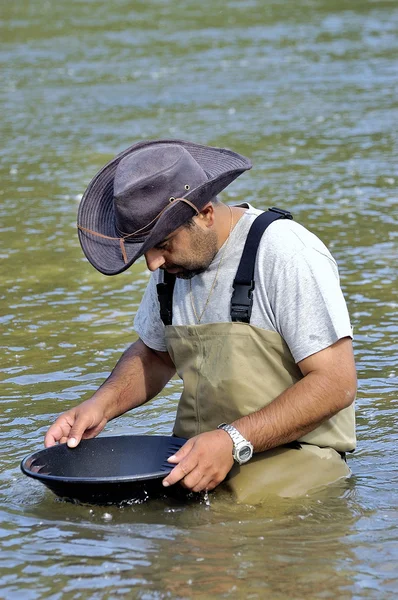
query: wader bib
[{"left": 157, "top": 209, "right": 353, "bottom": 503}]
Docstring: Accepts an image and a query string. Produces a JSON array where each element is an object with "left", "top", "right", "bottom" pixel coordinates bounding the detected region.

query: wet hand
[{"left": 162, "top": 429, "right": 234, "bottom": 492}]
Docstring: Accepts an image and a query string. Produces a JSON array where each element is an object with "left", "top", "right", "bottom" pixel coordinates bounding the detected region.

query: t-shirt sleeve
[
  {"left": 133, "top": 272, "right": 168, "bottom": 352},
  {"left": 269, "top": 247, "right": 353, "bottom": 364}
]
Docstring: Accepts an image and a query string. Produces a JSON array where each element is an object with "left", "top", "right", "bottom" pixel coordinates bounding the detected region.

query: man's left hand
[{"left": 162, "top": 429, "right": 234, "bottom": 492}]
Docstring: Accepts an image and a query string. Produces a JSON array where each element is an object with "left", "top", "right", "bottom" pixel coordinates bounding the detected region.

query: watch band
[
  {"left": 217, "top": 423, "right": 246, "bottom": 446},
  {"left": 217, "top": 423, "right": 254, "bottom": 464}
]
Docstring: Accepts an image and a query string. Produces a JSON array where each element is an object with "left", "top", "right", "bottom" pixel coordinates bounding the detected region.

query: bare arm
[
  {"left": 231, "top": 336, "right": 356, "bottom": 450},
  {"left": 94, "top": 338, "right": 176, "bottom": 420},
  {"left": 44, "top": 338, "right": 176, "bottom": 447},
  {"left": 163, "top": 337, "right": 356, "bottom": 491}
]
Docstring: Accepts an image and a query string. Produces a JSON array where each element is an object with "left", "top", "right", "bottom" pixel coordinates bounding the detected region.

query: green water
[{"left": 1, "top": 0, "right": 397, "bottom": 598}]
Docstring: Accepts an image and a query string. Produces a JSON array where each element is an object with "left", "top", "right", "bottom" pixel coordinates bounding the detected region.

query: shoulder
[
  {"left": 251, "top": 217, "right": 351, "bottom": 363},
  {"left": 259, "top": 218, "right": 338, "bottom": 272},
  {"left": 240, "top": 205, "right": 334, "bottom": 263}
]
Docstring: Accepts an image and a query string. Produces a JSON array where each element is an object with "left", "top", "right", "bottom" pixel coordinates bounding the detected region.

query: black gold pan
[{"left": 21, "top": 434, "right": 187, "bottom": 505}]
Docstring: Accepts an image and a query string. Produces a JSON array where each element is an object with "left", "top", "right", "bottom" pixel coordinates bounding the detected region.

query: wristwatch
[{"left": 217, "top": 423, "right": 254, "bottom": 465}]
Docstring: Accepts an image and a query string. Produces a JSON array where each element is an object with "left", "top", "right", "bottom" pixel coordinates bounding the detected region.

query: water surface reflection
[{"left": 1, "top": 0, "right": 397, "bottom": 597}]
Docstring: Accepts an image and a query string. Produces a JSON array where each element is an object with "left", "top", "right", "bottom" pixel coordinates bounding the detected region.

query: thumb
[
  {"left": 67, "top": 437, "right": 79, "bottom": 448},
  {"left": 66, "top": 415, "right": 92, "bottom": 448},
  {"left": 167, "top": 439, "right": 194, "bottom": 463}
]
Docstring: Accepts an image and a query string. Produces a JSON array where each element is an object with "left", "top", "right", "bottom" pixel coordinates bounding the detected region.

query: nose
[{"left": 144, "top": 248, "right": 166, "bottom": 271}]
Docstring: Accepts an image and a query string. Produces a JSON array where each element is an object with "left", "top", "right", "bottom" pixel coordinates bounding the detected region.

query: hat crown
[
  {"left": 77, "top": 138, "right": 252, "bottom": 275},
  {"left": 113, "top": 145, "right": 207, "bottom": 236}
]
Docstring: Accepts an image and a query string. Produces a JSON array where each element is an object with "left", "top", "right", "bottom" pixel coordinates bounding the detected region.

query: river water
[{"left": 1, "top": 0, "right": 397, "bottom": 598}]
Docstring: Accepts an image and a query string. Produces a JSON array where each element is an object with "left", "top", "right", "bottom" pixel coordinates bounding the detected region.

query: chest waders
[{"left": 157, "top": 209, "right": 353, "bottom": 502}]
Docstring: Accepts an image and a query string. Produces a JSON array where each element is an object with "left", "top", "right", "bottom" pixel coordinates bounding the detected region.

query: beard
[
  {"left": 162, "top": 225, "right": 219, "bottom": 279},
  {"left": 161, "top": 264, "right": 204, "bottom": 279},
  {"left": 174, "top": 267, "right": 206, "bottom": 280}
]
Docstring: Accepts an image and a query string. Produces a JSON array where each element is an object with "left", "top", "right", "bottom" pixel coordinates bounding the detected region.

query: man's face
[{"left": 144, "top": 219, "right": 218, "bottom": 279}]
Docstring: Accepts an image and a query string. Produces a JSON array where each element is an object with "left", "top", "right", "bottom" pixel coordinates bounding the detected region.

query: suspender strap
[
  {"left": 231, "top": 207, "right": 293, "bottom": 323},
  {"left": 156, "top": 207, "right": 293, "bottom": 326},
  {"left": 156, "top": 270, "right": 176, "bottom": 326}
]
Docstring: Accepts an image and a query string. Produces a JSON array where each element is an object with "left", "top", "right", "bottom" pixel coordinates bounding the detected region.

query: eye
[{"left": 155, "top": 240, "right": 169, "bottom": 251}]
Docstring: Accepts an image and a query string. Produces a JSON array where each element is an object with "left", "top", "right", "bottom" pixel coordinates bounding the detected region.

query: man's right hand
[
  {"left": 43, "top": 340, "right": 176, "bottom": 449},
  {"left": 44, "top": 398, "right": 109, "bottom": 448}
]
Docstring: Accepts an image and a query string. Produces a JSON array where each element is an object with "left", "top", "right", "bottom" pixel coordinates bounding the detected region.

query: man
[{"left": 45, "top": 139, "right": 356, "bottom": 503}]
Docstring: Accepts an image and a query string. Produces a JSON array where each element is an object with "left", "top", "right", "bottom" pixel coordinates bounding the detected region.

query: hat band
[{"left": 78, "top": 197, "right": 199, "bottom": 264}]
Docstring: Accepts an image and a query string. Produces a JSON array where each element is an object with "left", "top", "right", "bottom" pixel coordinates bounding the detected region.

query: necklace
[{"left": 190, "top": 205, "right": 233, "bottom": 324}]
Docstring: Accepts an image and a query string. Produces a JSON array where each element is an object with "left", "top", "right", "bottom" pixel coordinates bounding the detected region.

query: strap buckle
[
  {"left": 269, "top": 207, "right": 293, "bottom": 219},
  {"left": 230, "top": 280, "right": 255, "bottom": 323}
]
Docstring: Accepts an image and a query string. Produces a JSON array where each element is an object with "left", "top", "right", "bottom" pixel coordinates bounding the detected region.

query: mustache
[{"left": 161, "top": 264, "right": 180, "bottom": 271}]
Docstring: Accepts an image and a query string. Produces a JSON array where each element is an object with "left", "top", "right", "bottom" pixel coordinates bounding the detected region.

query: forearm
[
  {"left": 232, "top": 374, "right": 350, "bottom": 452},
  {"left": 91, "top": 338, "right": 176, "bottom": 421},
  {"left": 163, "top": 339, "right": 356, "bottom": 493},
  {"left": 232, "top": 338, "right": 357, "bottom": 452}
]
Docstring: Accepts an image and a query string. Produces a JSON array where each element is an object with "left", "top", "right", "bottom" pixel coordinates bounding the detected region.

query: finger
[
  {"left": 192, "top": 479, "right": 210, "bottom": 493},
  {"left": 188, "top": 476, "right": 220, "bottom": 493},
  {"left": 191, "top": 467, "right": 230, "bottom": 492},
  {"left": 184, "top": 469, "right": 212, "bottom": 493},
  {"left": 66, "top": 413, "right": 99, "bottom": 448},
  {"left": 44, "top": 419, "right": 73, "bottom": 448},
  {"left": 44, "top": 430, "right": 59, "bottom": 448},
  {"left": 57, "top": 428, "right": 101, "bottom": 448},
  {"left": 167, "top": 439, "right": 194, "bottom": 464},
  {"left": 163, "top": 456, "right": 198, "bottom": 487},
  {"left": 201, "top": 478, "right": 219, "bottom": 492}
]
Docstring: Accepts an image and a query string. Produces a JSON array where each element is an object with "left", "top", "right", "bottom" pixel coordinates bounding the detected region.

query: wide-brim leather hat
[{"left": 77, "top": 139, "right": 252, "bottom": 275}]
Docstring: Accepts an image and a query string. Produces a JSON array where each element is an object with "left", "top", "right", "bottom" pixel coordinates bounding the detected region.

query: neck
[{"left": 215, "top": 203, "right": 246, "bottom": 249}]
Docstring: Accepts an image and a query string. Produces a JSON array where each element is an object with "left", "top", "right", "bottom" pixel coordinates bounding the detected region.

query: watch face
[{"left": 238, "top": 445, "right": 252, "bottom": 462}]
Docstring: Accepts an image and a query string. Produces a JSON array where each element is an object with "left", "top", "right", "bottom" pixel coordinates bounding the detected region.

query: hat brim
[{"left": 77, "top": 139, "right": 252, "bottom": 275}]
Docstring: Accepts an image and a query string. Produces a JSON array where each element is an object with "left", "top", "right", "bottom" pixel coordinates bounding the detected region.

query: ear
[{"left": 196, "top": 202, "right": 215, "bottom": 228}]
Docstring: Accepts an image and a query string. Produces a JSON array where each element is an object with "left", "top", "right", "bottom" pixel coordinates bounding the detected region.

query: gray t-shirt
[{"left": 134, "top": 205, "right": 352, "bottom": 363}]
